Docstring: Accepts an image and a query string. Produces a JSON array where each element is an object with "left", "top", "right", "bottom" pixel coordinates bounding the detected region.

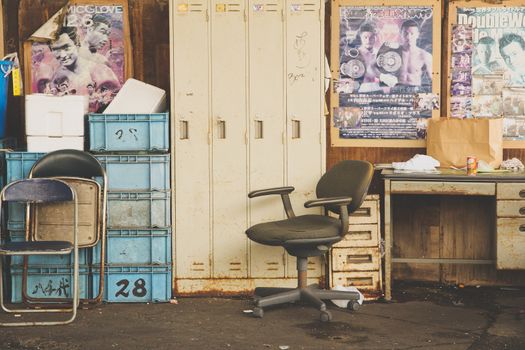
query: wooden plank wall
[
  {"left": 3, "top": 0, "right": 170, "bottom": 141},
  {"left": 5, "top": 0, "right": 525, "bottom": 286}
]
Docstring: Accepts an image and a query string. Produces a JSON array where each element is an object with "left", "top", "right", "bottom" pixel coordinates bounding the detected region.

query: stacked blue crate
[
  {"left": 5, "top": 151, "right": 94, "bottom": 302},
  {"left": 89, "top": 112, "right": 172, "bottom": 302}
]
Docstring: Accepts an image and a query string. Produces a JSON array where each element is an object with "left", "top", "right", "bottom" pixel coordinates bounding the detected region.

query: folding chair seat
[{"left": 0, "top": 178, "right": 79, "bottom": 326}]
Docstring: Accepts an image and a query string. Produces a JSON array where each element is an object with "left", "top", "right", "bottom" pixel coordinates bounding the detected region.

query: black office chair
[{"left": 246, "top": 160, "right": 374, "bottom": 322}]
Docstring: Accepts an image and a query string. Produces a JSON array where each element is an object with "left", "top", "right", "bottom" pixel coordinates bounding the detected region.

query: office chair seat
[
  {"left": 246, "top": 215, "right": 341, "bottom": 246},
  {"left": 0, "top": 241, "right": 73, "bottom": 254}
]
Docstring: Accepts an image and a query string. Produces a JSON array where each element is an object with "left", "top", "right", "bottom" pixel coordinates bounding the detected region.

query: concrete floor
[{"left": 1, "top": 282, "right": 524, "bottom": 350}]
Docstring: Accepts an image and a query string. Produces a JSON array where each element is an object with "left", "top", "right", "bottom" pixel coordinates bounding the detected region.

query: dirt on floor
[{"left": 1, "top": 282, "right": 524, "bottom": 350}]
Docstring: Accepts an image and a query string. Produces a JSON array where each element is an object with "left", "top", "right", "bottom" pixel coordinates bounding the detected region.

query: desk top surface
[{"left": 381, "top": 168, "right": 525, "bottom": 182}]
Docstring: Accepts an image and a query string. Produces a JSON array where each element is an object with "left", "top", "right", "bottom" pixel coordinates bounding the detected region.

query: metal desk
[{"left": 382, "top": 169, "right": 525, "bottom": 300}]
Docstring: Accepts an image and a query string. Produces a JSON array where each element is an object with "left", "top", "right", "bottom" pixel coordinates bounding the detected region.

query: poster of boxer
[
  {"left": 448, "top": 5, "right": 525, "bottom": 139},
  {"left": 28, "top": 2, "right": 130, "bottom": 113},
  {"left": 336, "top": 5, "right": 436, "bottom": 140}
]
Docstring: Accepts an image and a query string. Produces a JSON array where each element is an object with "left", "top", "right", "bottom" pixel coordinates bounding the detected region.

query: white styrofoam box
[
  {"left": 25, "top": 94, "right": 87, "bottom": 137},
  {"left": 103, "top": 79, "right": 166, "bottom": 114},
  {"left": 26, "top": 136, "right": 84, "bottom": 152}
]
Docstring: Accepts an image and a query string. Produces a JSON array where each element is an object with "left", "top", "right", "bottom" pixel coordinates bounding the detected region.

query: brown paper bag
[{"left": 426, "top": 118, "right": 503, "bottom": 168}]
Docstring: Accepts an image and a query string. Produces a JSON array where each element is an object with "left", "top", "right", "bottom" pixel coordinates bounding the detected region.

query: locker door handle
[
  {"left": 217, "top": 120, "right": 226, "bottom": 139},
  {"left": 519, "top": 225, "right": 525, "bottom": 232},
  {"left": 255, "top": 120, "right": 263, "bottom": 139},
  {"left": 292, "top": 120, "right": 301, "bottom": 139},
  {"left": 519, "top": 190, "right": 525, "bottom": 198},
  {"left": 179, "top": 121, "right": 189, "bottom": 140},
  {"left": 520, "top": 207, "right": 525, "bottom": 216}
]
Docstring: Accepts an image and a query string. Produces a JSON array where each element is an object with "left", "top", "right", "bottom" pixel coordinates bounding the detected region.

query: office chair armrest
[
  {"left": 305, "top": 197, "right": 351, "bottom": 237},
  {"left": 304, "top": 196, "right": 352, "bottom": 208},
  {"left": 248, "top": 186, "right": 296, "bottom": 218},
  {"left": 248, "top": 186, "right": 295, "bottom": 198}
]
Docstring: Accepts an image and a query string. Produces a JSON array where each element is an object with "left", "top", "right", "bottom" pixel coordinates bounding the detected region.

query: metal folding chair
[
  {"left": 25, "top": 150, "right": 107, "bottom": 304},
  {"left": 0, "top": 178, "right": 79, "bottom": 326}
]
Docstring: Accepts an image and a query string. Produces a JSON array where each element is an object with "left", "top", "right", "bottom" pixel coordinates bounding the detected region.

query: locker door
[
  {"left": 248, "top": 0, "right": 286, "bottom": 278},
  {"left": 210, "top": 0, "right": 248, "bottom": 278},
  {"left": 172, "top": 0, "right": 212, "bottom": 279},
  {"left": 285, "top": 0, "right": 325, "bottom": 278}
]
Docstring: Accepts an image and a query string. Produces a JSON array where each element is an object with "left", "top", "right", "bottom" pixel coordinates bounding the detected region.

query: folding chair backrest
[
  {"left": 2, "top": 178, "right": 74, "bottom": 203},
  {"left": 32, "top": 178, "right": 101, "bottom": 247}
]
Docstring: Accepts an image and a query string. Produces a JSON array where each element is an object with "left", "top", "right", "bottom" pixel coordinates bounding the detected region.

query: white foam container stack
[{"left": 25, "top": 94, "right": 87, "bottom": 152}]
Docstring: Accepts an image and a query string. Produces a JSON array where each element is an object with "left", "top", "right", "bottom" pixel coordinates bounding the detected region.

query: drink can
[{"left": 467, "top": 156, "right": 477, "bottom": 176}]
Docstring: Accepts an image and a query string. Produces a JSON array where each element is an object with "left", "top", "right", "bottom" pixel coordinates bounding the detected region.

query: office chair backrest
[
  {"left": 30, "top": 149, "right": 104, "bottom": 179},
  {"left": 316, "top": 160, "right": 374, "bottom": 215},
  {"left": 2, "top": 178, "right": 74, "bottom": 203}
]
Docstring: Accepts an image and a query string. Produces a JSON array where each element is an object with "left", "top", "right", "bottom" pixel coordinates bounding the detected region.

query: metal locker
[
  {"left": 210, "top": 0, "right": 248, "bottom": 278},
  {"left": 172, "top": 0, "right": 212, "bottom": 280},
  {"left": 284, "top": 0, "right": 325, "bottom": 278},
  {"left": 248, "top": 0, "right": 287, "bottom": 278}
]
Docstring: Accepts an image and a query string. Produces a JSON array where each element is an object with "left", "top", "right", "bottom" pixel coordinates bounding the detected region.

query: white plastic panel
[
  {"left": 248, "top": 0, "right": 287, "bottom": 278},
  {"left": 172, "top": 0, "right": 212, "bottom": 279},
  {"left": 285, "top": 0, "right": 324, "bottom": 278},
  {"left": 211, "top": 0, "right": 248, "bottom": 278}
]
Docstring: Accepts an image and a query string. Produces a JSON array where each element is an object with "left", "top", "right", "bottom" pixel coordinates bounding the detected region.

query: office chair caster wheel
[
  {"left": 347, "top": 301, "right": 360, "bottom": 311},
  {"left": 320, "top": 310, "right": 332, "bottom": 322},
  {"left": 252, "top": 307, "right": 264, "bottom": 318}
]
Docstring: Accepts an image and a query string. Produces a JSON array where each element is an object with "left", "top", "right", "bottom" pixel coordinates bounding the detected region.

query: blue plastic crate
[
  {"left": 93, "top": 265, "right": 171, "bottom": 302},
  {"left": 93, "top": 228, "right": 171, "bottom": 265},
  {"left": 7, "top": 219, "right": 24, "bottom": 231},
  {"left": 107, "top": 191, "right": 171, "bottom": 228},
  {"left": 89, "top": 113, "right": 169, "bottom": 152},
  {"left": 7, "top": 203, "right": 26, "bottom": 230},
  {"left": 6, "top": 152, "right": 45, "bottom": 183},
  {"left": 8, "top": 231, "right": 90, "bottom": 265},
  {"left": 10, "top": 265, "right": 92, "bottom": 303},
  {"left": 95, "top": 154, "right": 170, "bottom": 191}
]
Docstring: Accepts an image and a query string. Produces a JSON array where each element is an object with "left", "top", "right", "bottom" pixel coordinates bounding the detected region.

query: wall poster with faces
[
  {"left": 24, "top": 0, "right": 132, "bottom": 113},
  {"left": 330, "top": 0, "right": 442, "bottom": 148},
  {"left": 447, "top": 0, "right": 525, "bottom": 145}
]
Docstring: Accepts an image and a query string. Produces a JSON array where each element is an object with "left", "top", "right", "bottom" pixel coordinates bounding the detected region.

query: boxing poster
[
  {"left": 28, "top": 3, "right": 129, "bottom": 113},
  {"left": 450, "top": 6, "right": 525, "bottom": 139},
  {"left": 336, "top": 5, "right": 435, "bottom": 140}
]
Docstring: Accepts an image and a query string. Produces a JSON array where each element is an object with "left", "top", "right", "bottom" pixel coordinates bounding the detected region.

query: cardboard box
[
  {"left": 25, "top": 94, "right": 87, "bottom": 137},
  {"left": 103, "top": 79, "right": 166, "bottom": 114}
]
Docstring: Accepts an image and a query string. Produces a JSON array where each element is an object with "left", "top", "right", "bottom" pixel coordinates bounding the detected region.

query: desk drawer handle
[
  {"left": 520, "top": 225, "right": 525, "bottom": 232},
  {"left": 520, "top": 190, "right": 525, "bottom": 198},
  {"left": 520, "top": 208, "right": 525, "bottom": 215}
]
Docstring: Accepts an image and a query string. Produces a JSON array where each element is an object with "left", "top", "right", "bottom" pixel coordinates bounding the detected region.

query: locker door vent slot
[
  {"left": 255, "top": 120, "right": 264, "bottom": 139},
  {"left": 292, "top": 120, "right": 301, "bottom": 139},
  {"left": 302, "top": 3, "right": 317, "bottom": 12},
  {"left": 265, "top": 3, "right": 279, "bottom": 12},
  {"left": 190, "top": 2, "right": 205, "bottom": 12},
  {"left": 180, "top": 121, "right": 189, "bottom": 140},
  {"left": 217, "top": 120, "right": 226, "bottom": 139},
  {"left": 227, "top": 3, "right": 241, "bottom": 12}
]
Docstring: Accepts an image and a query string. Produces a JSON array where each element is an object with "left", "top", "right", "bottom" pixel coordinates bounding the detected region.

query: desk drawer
[
  {"left": 348, "top": 200, "right": 378, "bottom": 224},
  {"left": 335, "top": 224, "right": 379, "bottom": 248},
  {"left": 497, "top": 183, "right": 525, "bottom": 200},
  {"left": 497, "top": 200, "right": 525, "bottom": 217},
  {"left": 496, "top": 218, "right": 525, "bottom": 269},
  {"left": 332, "top": 247, "right": 380, "bottom": 272},
  {"left": 331, "top": 271, "right": 381, "bottom": 291},
  {"left": 391, "top": 181, "right": 495, "bottom": 196}
]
